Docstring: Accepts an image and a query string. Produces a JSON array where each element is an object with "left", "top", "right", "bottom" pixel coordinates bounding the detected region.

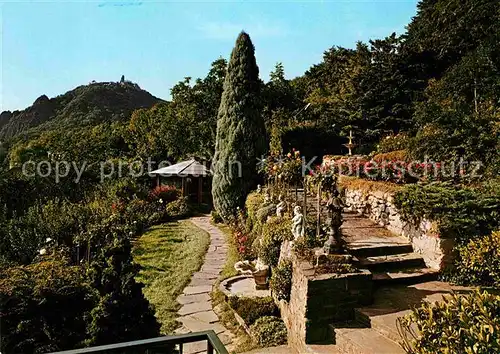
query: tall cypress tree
[{"left": 212, "top": 32, "right": 266, "bottom": 221}]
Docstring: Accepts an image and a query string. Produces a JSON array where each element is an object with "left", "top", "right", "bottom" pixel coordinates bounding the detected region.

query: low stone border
[{"left": 219, "top": 275, "right": 254, "bottom": 298}]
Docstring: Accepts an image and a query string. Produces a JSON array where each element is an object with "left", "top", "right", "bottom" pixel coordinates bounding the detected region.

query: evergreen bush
[
  {"left": 87, "top": 234, "right": 160, "bottom": 345},
  {"left": 245, "top": 191, "right": 265, "bottom": 231},
  {"left": 394, "top": 182, "right": 500, "bottom": 244},
  {"left": 164, "top": 196, "right": 191, "bottom": 219}
]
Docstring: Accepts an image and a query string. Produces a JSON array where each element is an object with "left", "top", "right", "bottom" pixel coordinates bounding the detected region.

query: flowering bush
[
  {"left": 259, "top": 149, "right": 302, "bottom": 187},
  {"left": 230, "top": 209, "right": 255, "bottom": 260},
  {"left": 148, "top": 185, "right": 180, "bottom": 204}
]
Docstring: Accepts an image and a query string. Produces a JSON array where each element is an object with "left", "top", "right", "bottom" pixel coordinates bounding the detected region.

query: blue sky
[{"left": 1, "top": 0, "right": 418, "bottom": 112}]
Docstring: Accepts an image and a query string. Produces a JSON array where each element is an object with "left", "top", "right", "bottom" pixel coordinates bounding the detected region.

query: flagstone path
[{"left": 175, "top": 216, "right": 234, "bottom": 354}]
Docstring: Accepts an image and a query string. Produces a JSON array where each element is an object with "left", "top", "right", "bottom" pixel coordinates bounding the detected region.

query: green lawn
[{"left": 133, "top": 221, "right": 210, "bottom": 334}]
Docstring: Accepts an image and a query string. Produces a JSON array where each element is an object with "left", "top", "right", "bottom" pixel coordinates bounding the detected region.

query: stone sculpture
[
  {"left": 276, "top": 194, "right": 286, "bottom": 218},
  {"left": 234, "top": 258, "right": 269, "bottom": 290},
  {"left": 291, "top": 205, "right": 305, "bottom": 240},
  {"left": 323, "top": 188, "right": 344, "bottom": 253}
]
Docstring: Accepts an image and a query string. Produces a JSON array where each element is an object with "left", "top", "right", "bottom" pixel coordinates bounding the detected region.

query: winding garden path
[{"left": 175, "top": 216, "right": 234, "bottom": 354}]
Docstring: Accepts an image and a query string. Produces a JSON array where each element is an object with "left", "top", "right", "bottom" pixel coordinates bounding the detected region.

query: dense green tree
[
  {"left": 87, "top": 234, "right": 160, "bottom": 345},
  {"left": 126, "top": 58, "right": 227, "bottom": 162},
  {"left": 406, "top": 0, "right": 500, "bottom": 174},
  {"left": 212, "top": 32, "right": 266, "bottom": 220}
]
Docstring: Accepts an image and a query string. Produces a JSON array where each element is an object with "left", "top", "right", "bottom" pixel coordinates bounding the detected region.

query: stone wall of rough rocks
[
  {"left": 343, "top": 187, "right": 454, "bottom": 270},
  {"left": 276, "top": 243, "right": 373, "bottom": 352}
]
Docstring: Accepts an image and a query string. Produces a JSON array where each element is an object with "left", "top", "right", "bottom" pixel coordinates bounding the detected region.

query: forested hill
[{"left": 0, "top": 81, "right": 163, "bottom": 140}]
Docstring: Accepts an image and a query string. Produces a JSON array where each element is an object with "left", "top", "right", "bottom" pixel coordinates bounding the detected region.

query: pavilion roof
[{"left": 150, "top": 159, "right": 211, "bottom": 177}]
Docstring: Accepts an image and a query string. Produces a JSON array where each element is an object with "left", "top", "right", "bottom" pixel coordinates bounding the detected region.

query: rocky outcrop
[{"left": 0, "top": 82, "right": 162, "bottom": 140}]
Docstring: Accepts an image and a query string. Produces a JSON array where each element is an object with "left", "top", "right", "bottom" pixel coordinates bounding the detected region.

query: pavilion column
[{"left": 198, "top": 177, "right": 203, "bottom": 204}]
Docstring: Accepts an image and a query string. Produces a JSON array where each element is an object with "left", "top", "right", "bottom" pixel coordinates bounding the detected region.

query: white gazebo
[{"left": 150, "top": 159, "right": 211, "bottom": 203}]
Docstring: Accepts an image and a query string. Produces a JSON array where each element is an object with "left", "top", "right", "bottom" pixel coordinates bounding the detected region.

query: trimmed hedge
[
  {"left": 227, "top": 296, "right": 279, "bottom": 326},
  {"left": 250, "top": 316, "right": 287, "bottom": 347}
]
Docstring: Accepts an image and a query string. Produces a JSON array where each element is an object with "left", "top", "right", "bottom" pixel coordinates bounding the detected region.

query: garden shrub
[
  {"left": 270, "top": 259, "right": 292, "bottom": 302},
  {"left": 245, "top": 191, "right": 265, "bottom": 231},
  {"left": 250, "top": 316, "right": 287, "bottom": 347},
  {"left": 262, "top": 217, "right": 293, "bottom": 243},
  {"left": 0, "top": 259, "right": 96, "bottom": 354},
  {"left": 256, "top": 204, "right": 276, "bottom": 225},
  {"left": 258, "top": 217, "right": 293, "bottom": 267},
  {"left": 394, "top": 182, "right": 500, "bottom": 244},
  {"left": 376, "top": 133, "right": 410, "bottom": 153},
  {"left": 210, "top": 210, "right": 223, "bottom": 224},
  {"left": 452, "top": 231, "right": 500, "bottom": 287},
  {"left": 398, "top": 290, "right": 500, "bottom": 354},
  {"left": 106, "top": 178, "right": 148, "bottom": 203},
  {"left": 0, "top": 200, "right": 92, "bottom": 265},
  {"left": 227, "top": 296, "right": 279, "bottom": 326},
  {"left": 164, "top": 197, "right": 191, "bottom": 219}
]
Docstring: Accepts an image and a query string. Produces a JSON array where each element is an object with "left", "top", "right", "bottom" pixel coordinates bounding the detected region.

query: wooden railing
[{"left": 50, "top": 330, "right": 228, "bottom": 354}]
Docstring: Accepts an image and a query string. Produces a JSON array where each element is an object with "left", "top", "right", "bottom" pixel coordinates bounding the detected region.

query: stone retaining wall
[
  {"left": 277, "top": 243, "right": 373, "bottom": 353},
  {"left": 343, "top": 187, "right": 454, "bottom": 270}
]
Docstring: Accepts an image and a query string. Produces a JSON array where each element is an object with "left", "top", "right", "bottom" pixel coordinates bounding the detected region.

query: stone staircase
[
  {"left": 300, "top": 189, "right": 438, "bottom": 286},
  {"left": 296, "top": 191, "right": 440, "bottom": 353},
  {"left": 342, "top": 213, "right": 439, "bottom": 286}
]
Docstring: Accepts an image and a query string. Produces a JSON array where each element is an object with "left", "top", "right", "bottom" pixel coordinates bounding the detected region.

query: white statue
[
  {"left": 291, "top": 205, "right": 305, "bottom": 240},
  {"left": 276, "top": 195, "right": 286, "bottom": 218},
  {"left": 257, "top": 184, "right": 262, "bottom": 193},
  {"left": 264, "top": 192, "right": 271, "bottom": 205}
]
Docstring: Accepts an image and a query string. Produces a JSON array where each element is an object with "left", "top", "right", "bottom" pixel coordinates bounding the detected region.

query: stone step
[
  {"left": 328, "top": 323, "right": 405, "bottom": 354},
  {"left": 372, "top": 268, "right": 439, "bottom": 286},
  {"left": 347, "top": 243, "right": 414, "bottom": 258},
  {"left": 241, "top": 345, "right": 291, "bottom": 354},
  {"left": 358, "top": 253, "right": 426, "bottom": 272},
  {"left": 354, "top": 309, "right": 412, "bottom": 345}
]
